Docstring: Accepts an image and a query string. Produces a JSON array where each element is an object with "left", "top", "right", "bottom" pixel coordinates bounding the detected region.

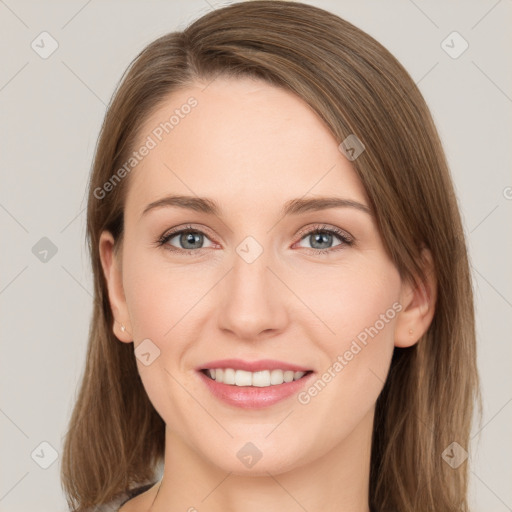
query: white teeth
[
  {"left": 235, "top": 370, "right": 252, "bottom": 386},
  {"left": 270, "top": 369, "right": 284, "bottom": 385},
  {"left": 204, "top": 368, "right": 308, "bottom": 387},
  {"left": 223, "top": 368, "right": 236, "bottom": 385},
  {"left": 284, "top": 370, "right": 294, "bottom": 383},
  {"left": 252, "top": 370, "right": 270, "bottom": 387}
]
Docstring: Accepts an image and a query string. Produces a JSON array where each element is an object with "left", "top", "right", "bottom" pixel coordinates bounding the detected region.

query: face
[{"left": 100, "top": 76, "right": 424, "bottom": 476}]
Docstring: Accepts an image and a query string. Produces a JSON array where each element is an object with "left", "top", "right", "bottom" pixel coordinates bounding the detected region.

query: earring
[
  {"left": 121, "top": 324, "right": 126, "bottom": 333},
  {"left": 409, "top": 329, "right": 413, "bottom": 335}
]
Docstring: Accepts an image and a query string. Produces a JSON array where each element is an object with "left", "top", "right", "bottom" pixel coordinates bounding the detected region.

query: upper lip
[{"left": 197, "top": 359, "right": 312, "bottom": 373}]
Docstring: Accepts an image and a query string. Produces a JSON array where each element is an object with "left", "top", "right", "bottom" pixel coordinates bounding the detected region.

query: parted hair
[{"left": 60, "top": 2, "right": 480, "bottom": 511}]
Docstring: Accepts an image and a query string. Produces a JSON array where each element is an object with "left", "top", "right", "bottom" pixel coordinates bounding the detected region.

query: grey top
[
  {"left": 118, "top": 483, "right": 155, "bottom": 510},
  {"left": 87, "top": 483, "right": 156, "bottom": 512}
]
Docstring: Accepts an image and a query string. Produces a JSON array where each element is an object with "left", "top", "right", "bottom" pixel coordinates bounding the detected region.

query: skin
[{"left": 100, "top": 76, "right": 436, "bottom": 512}]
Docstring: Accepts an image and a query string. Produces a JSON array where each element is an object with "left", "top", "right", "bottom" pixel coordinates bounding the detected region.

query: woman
[{"left": 60, "top": 1, "right": 480, "bottom": 511}]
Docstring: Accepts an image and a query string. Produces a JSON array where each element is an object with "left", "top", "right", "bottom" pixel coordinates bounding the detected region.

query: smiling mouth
[{"left": 200, "top": 368, "right": 313, "bottom": 387}]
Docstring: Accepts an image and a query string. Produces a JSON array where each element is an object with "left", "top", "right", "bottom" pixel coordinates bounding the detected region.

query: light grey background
[{"left": 1, "top": 0, "right": 511, "bottom": 510}]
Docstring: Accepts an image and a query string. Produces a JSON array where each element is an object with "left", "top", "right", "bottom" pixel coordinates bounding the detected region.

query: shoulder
[
  {"left": 117, "top": 483, "right": 157, "bottom": 512},
  {"left": 89, "top": 483, "right": 156, "bottom": 512}
]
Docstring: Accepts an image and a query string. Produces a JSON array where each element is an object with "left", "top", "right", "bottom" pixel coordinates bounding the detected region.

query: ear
[
  {"left": 395, "top": 248, "right": 437, "bottom": 348},
  {"left": 98, "top": 230, "right": 133, "bottom": 343}
]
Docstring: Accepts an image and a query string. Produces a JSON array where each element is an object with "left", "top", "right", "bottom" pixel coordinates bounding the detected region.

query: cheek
[
  {"left": 294, "top": 256, "right": 401, "bottom": 350},
  {"left": 121, "top": 249, "right": 205, "bottom": 425},
  {"left": 121, "top": 248, "right": 217, "bottom": 418},
  {"left": 122, "top": 246, "right": 211, "bottom": 340},
  {"left": 295, "top": 258, "right": 400, "bottom": 415}
]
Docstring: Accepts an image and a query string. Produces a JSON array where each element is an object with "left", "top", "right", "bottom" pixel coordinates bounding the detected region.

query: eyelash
[{"left": 155, "top": 223, "right": 354, "bottom": 256}]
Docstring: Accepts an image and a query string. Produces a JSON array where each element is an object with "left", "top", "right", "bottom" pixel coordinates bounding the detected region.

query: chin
[{"left": 196, "top": 434, "right": 311, "bottom": 476}]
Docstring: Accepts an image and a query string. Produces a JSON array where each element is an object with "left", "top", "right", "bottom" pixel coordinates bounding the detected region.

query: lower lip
[{"left": 197, "top": 370, "right": 314, "bottom": 409}]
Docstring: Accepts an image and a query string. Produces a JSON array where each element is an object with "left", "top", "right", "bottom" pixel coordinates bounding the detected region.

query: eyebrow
[{"left": 140, "top": 194, "right": 373, "bottom": 219}]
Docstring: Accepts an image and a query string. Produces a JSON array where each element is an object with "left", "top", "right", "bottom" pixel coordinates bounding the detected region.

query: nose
[{"left": 216, "top": 247, "right": 289, "bottom": 341}]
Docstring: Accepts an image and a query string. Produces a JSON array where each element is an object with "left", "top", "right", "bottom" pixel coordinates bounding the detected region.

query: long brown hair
[{"left": 60, "top": 2, "right": 480, "bottom": 510}]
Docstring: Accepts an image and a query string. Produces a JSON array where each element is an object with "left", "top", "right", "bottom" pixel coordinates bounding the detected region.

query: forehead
[{"left": 125, "top": 76, "right": 369, "bottom": 219}]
